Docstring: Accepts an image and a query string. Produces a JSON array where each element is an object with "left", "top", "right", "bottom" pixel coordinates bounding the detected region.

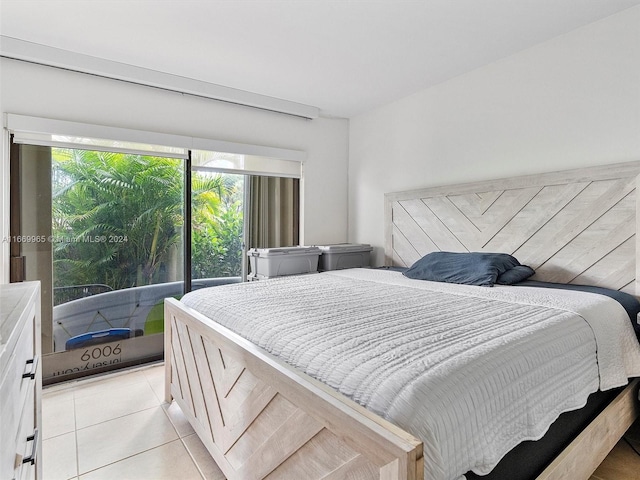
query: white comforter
[{"left": 181, "top": 269, "right": 640, "bottom": 480}]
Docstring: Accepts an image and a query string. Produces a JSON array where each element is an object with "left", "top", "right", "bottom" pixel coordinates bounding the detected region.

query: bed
[{"left": 165, "top": 161, "right": 640, "bottom": 480}]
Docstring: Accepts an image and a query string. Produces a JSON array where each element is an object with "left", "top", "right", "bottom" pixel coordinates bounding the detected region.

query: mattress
[{"left": 181, "top": 268, "right": 640, "bottom": 480}]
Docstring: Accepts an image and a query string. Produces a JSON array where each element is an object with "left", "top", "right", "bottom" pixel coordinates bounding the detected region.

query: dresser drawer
[
  {"left": 0, "top": 315, "right": 37, "bottom": 480},
  {"left": 16, "top": 381, "right": 37, "bottom": 480},
  {"left": 0, "top": 282, "right": 41, "bottom": 480}
]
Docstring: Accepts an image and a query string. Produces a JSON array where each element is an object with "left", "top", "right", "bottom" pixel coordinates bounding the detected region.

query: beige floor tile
[
  {"left": 163, "top": 401, "right": 195, "bottom": 437},
  {"left": 74, "top": 378, "right": 161, "bottom": 429},
  {"left": 71, "top": 369, "right": 148, "bottom": 399},
  {"left": 42, "top": 431, "right": 77, "bottom": 480},
  {"left": 42, "top": 389, "right": 76, "bottom": 439},
  {"left": 43, "top": 383, "right": 77, "bottom": 397},
  {"left": 76, "top": 406, "right": 179, "bottom": 474},
  {"left": 183, "top": 434, "right": 226, "bottom": 480},
  {"left": 79, "top": 439, "right": 202, "bottom": 480},
  {"left": 142, "top": 363, "right": 166, "bottom": 402}
]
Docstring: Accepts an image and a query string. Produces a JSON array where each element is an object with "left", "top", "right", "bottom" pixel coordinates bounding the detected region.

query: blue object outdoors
[
  {"left": 65, "top": 328, "right": 134, "bottom": 350},
  {"left": 53, "top": 278, "right": 241, "bottom": 352}
]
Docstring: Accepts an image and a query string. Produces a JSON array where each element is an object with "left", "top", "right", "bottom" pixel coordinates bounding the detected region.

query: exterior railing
[
  {"left": 53, "top": 284, "right": 114, "bottom": 305},
  {"left": 52, "top": 277, "right": 241, "bottom": 352}
]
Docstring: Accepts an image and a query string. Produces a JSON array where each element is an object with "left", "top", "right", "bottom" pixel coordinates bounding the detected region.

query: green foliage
[
  {"left": 52, "top": 149, "right": 243, "bottom": 292},
  {"left": 191, "top": 173, "right": 243, "bottom": 279},
  {"left": 144, "top": 301, "right": 166, "bottom": 335}
]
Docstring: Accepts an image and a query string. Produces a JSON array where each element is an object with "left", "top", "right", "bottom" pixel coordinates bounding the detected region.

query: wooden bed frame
[{"left": 165, "top": 161, "right": 640, "bottom": 480}]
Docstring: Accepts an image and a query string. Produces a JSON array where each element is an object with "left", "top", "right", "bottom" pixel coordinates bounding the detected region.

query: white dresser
[{"left": 0, "top": 282, "right": 42, "bottom": 480}]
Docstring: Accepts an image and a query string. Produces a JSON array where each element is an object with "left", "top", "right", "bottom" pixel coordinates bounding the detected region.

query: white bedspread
[{"left": 181, "top": 269, "right": 640, "bottom": 480}]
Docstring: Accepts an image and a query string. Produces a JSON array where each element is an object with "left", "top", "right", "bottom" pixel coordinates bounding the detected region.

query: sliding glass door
[
  {"left": 14, "top": 144, "right": 185, "bottom": 382},
  {"left": 191, "top": 170, "right": 246, "bottom": 290},
  {"left": 11, "top": 140, "right": 299, "bottom": 384}
]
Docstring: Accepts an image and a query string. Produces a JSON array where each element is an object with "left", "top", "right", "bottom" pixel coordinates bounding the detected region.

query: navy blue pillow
[
  {"left": 497, "top": 265, "right": 535, "bottom": 285},
  {"left": 403, "top": 252, "right": 533, "bottom": 287}
]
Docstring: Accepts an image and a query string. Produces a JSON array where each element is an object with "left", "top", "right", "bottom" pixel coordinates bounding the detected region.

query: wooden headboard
[{"left": 384, "top": 161, "right": 640, "bottom": 295}]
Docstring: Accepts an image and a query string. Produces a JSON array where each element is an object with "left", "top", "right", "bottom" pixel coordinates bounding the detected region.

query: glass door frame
[
  {"left": 11, "top": 141, "right": 188, "bottom": 383},
  {"left": 10, "top": 138, "right": 296, "bottom": 383},
  {"left": 187, "top": 159, "right": 249, "bottom": 290},
  {"left": 184, "top": 152, "right": 192, "bottom": 293}
]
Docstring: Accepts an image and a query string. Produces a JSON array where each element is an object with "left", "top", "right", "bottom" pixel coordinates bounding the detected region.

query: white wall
[
  {"left": 0, "top": 69, "right": 7, "bottom": 284},
  {"left": 0, "top": 58, "right": 349, "bottom": 283},
  {"left": 349, "top": 6, "right": 640, "bottom": 266}
]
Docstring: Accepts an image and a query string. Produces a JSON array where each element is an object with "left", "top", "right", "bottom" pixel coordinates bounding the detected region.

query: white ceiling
[{"left": 1, "top": 0, "right": 639, "bottom": 118}]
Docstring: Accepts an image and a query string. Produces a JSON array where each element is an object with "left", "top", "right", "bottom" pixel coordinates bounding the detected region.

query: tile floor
[
  {"left": 42, "top": 363, "right": 640, "bottom": 480},
  {"left": 42, "top": 363, "right": 225, "bottom": 480}
]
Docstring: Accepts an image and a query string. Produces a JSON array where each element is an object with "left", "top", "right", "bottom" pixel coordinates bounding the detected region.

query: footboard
[{"left": 164, "top": 298, "right": 424, "bottom": 480}]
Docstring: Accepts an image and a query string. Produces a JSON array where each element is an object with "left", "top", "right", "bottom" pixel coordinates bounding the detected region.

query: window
[{"left": 8, "top": 115, "right": 304, "bottom": 383}]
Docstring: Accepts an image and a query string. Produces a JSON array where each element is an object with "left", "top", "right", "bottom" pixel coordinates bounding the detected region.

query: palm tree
[
  {"left": 52, "top": 148, "right": 233, "bottom": 291},
  {"left": 191, "top": 172, "right": 244, "bottom": 279}
]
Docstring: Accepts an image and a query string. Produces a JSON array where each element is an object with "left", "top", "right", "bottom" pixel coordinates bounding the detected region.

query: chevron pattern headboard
[{"left": 384, "top": 161, "right": 640, "bottom": 295}]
